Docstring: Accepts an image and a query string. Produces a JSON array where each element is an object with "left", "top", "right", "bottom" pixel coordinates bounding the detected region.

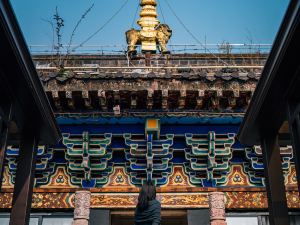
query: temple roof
[{"left": 33, "top": 53, "right": 266, "bottom": 113}]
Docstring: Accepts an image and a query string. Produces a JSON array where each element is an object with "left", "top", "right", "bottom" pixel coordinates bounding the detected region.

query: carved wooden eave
[{"left": 34, "top": 53, "right": 266, "bottom": 113}]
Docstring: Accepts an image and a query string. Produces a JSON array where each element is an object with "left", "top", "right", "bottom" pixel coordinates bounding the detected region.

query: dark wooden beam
[
  {"left": 0, "top": 104, "right": 12, "bottom": 191},
  {"left": 261, "top": 134, "right": 290, "bottom": 225},
  {"left": 288, "top": 103, "right": 300, "bottom": 194},
  {"left": 0, "top": 117, "right": 9, "bottom": 191},
  {"left": 0, "top": 117, "right": 4, "bottom": 187},
  {"left": 9, "top": 130, "right": 37, "bottom": 225}
]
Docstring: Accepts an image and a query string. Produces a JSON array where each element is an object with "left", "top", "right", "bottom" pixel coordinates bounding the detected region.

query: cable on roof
[
  {"left": 163, "top": 0, "right": 230, "bottom": 66},
  {"left": 131, "top": 2, "right": 140, "bottom": 28},
  {"left": 157, "top": 0, "right": 166, "bottom": 24},
  {"left": 66, "top": 3, "right": 95, "bottom": 56},
  {"left": 72, "top": 0, "right": 129, "bottom": 51},
  {"left": 157, "top": 0, "right": 174, "bottom": 52}
]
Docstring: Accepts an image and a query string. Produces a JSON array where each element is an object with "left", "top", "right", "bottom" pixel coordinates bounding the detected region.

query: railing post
[
  {"left": 72, "top": 190, "right": 91, "bottom": 225},
  {"left": 208, "top": 192, "right": 227, "bottom": 225}
]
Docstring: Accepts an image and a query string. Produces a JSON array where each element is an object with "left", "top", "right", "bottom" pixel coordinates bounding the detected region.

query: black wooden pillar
[
  {"left": 0, "top": 104, "right": 11, "bottom": 191},
  {"left": 0, "top": 117, "right": 9, "bottom": 191},
  {"left": 288, "top": 103, "right": 300, "bottom": 194},
  {"left": 261, "top": 134, "right": 290, "bottom": 225},
  {"left": 9, "top": 130, "right": 37, "bottom": 225}
]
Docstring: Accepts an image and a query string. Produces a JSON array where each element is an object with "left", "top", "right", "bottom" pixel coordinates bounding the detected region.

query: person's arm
[{"left": 152, "top": 202, "right": 161, "bottom": 225}]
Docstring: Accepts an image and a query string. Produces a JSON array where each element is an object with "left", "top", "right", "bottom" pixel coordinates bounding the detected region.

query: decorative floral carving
[
  {"left": 73, "top": 191, "right": 91, "bottom": 221},
  {"left": 104, "top": 167, "right": 133, "bottom": 188},
  {"left": 0, "top": 191, "right": 299, "bottom": 210},
  {"left": 163, "top": 166, "right": 190, "bottom": 187},
  {"left": 225, "top": 165, "right": 251, "bottom": 186},
  {"left": 209, "top": 192, "right": 227, "bottom": 225},
  {"left": 286, "top": 165, "right": 298, "bottom": 187},
  {"left": 1, "top": 167, "right": 13, "bottom": 188},
  {"left": 40, "top": 166, "right": 75, "bottom": 188}
]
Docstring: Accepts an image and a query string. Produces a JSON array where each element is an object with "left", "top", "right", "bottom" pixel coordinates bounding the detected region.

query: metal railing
[{"left": 29, "top": 43, "right": 272, "bottom": 55}]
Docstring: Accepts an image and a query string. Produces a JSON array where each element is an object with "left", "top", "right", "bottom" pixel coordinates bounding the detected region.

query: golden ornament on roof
[{"left": 125, "top": 0, "right": 172, "bottom": 54}]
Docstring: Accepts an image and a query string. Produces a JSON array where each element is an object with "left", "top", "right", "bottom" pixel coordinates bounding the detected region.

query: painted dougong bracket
[
  {"left": 62, "top": 132, "right": 113, "bottom": 188},
  {"left": 6, "top": 145, "right": 55, "bottom": 186},
  {"left": 244, "top": 145, "right": 293, "bottom": 186},
  {"left": 124, "top": 119, "right": 174, "bottom": 186},
  {"left": 184, "top": 132, "right": 235, "bottom": 186}
]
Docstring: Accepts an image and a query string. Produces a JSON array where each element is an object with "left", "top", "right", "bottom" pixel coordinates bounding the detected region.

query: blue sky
[{"left": 10, "top": 0, "right": 290, "bottom": 49}]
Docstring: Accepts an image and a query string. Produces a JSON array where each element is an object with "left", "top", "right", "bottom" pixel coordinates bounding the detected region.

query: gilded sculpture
[{"left": 126, "top": 0, "right": 172, "bottom": 54}]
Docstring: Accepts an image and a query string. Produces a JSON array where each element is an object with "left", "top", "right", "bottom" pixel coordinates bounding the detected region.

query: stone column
[
  {"left": 208, "top": 192, "right": 227, "bottom": 225},
  {"left": 72, "top": 190, "right": 91, "bottom": 225}
]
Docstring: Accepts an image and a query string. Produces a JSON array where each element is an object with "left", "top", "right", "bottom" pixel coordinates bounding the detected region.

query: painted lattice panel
[
  {"left": 244, "top": 145, "right": 294, "bottom": 186},
  {"left": 184, "top": 132, "right": 235, "bottom": 186},
  {"left": 62, "top": 132, "right": 113, "bottom": 187},
  {"left": 6, "top": 146, "right": 55, "bottom": 186},
  {"left": 124, "top": 133, "right": 174, "bottom": 186}
]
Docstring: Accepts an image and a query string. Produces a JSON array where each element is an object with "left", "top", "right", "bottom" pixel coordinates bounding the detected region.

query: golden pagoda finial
[
  {"left": 137, "top": 0, "right": 160, "bottom": 51},
  {"left": 125, "top": 0, "right": 172, "bottom": 54}
]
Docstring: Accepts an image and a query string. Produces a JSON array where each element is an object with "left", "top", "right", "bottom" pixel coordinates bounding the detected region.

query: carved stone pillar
[
  {"left": 72, "top": 190, "right": 91, "bottom": 225},
  {"left": 208, "top": 192, "right": 227, "bottom": 225}
]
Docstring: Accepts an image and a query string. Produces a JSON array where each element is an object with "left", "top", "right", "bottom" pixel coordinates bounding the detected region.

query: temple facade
[{"left": 0, "top": 52, "right": 299, "bottom": 224}]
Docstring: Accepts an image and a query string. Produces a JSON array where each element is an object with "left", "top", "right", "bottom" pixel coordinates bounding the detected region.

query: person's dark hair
[{"left": 137, "top": 180, "right": 156, "bottom": 210}]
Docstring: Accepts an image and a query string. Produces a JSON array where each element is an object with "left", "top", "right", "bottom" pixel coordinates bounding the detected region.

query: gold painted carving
[{"left": 126, "top": 0, "right": 172, "bottom": 53}]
